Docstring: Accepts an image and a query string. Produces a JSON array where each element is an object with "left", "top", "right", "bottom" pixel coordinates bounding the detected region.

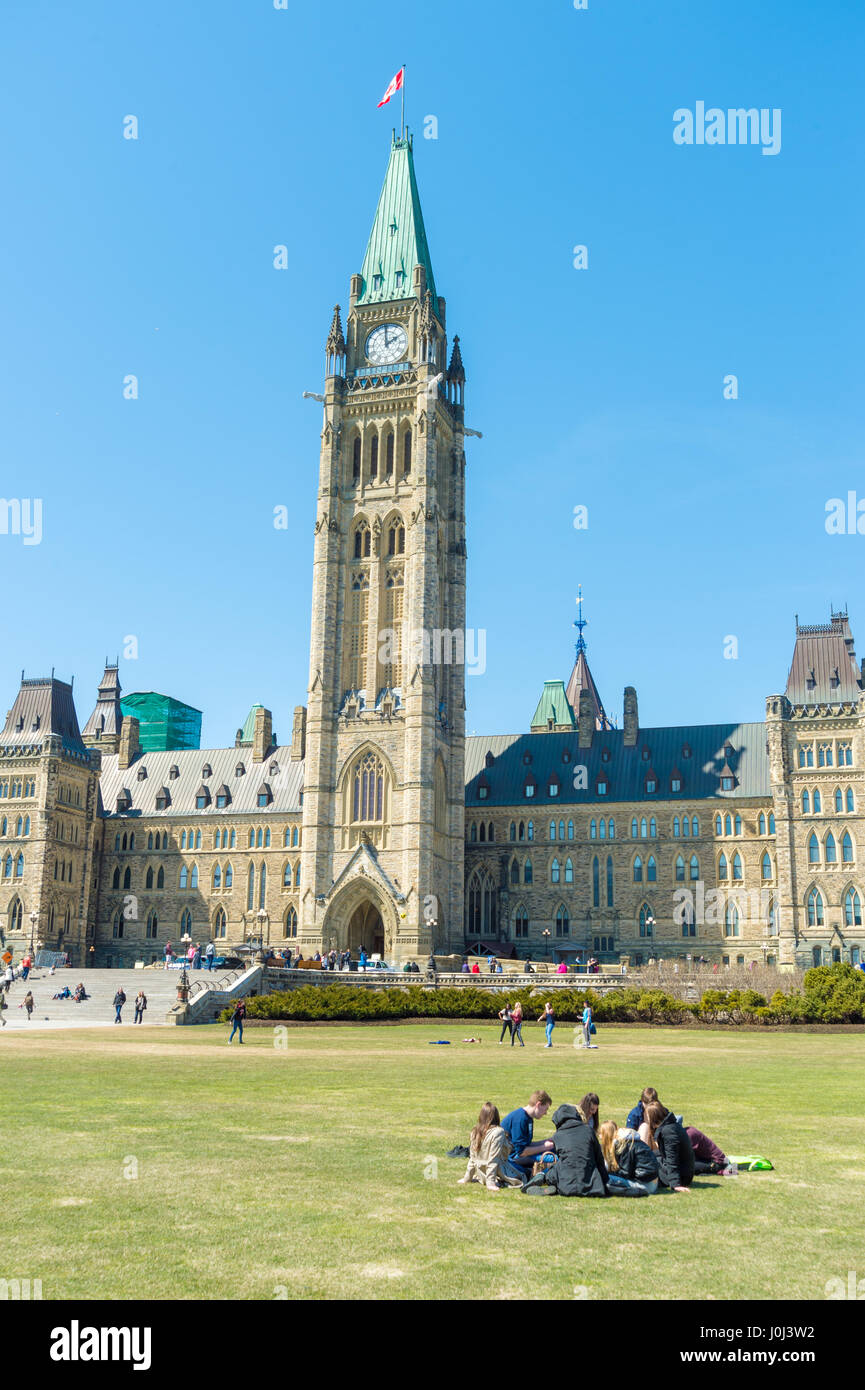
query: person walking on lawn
[
  {"left": 228, "top": 999, "right": 246, "bottom": 1045},
  {"left": 510, "top": 1000, "right": 525, "bottom": 1047},
  {"left": 497, "top": 1002, "right": 513, "bottom": 1044},
  {"left": 538, "top": 1001, "right": 555, "bottom": 1047},
  {"left": 23, "top": 990, "right": 35, "bottom": 1021},
  {"left": 113, "top": 987, "right": 126, "bottom": 1023},
  {"left": 133, "top": 990, "right": 147, "bottom": 1024}
]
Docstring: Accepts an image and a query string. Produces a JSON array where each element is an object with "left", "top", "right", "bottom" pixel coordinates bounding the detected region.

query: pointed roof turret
[
  {"left": 530, "top": 681, "right": 576, "bottom": 733},
  {"left": 357, "top": 135, "right": 436, "bottom": 306},
  {"left": 82, "top": 663, "right": 123, "bottom": 747},
  {"left": 447, "top": 335, "right": 465, "bottom": 383},
  {"left": 326, "top": 304, "right": 345, "bottom": 356},
  {"left": 564, "top": 589, "right": 612, "bottom": 731}
]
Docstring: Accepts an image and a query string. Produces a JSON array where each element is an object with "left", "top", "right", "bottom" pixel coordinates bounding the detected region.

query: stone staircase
[{"left": 0, "top": 966, "right": 240, "bottom": 1031}]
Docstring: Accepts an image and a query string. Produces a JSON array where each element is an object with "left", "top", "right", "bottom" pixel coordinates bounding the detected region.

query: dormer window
[
  {"left": 235, "top": 762, "right": 246, "bottom": 777},
  {"left": 596, "top": 779, "right": 608, "bottom": 796},
  {"left": 477, "top": 775, "right": 490, "bottom": 801},
  {"left": 169, "top": 765, "right": 180, "bottom": 781},
  {"left": 671, "top": 778, "right": 681, "bottom": 793},
  {"left": 641, "top": 747, "right": 651, "bottom": 762},
  {"left": 484, "top": 751, "right": 496, "bottom": 769},
  {"left": 548, "top": 781, "right": 559, "bottom": 797},
  {"left": 830, "top": 667, "right": 841, "bottom": 688},
  {"left": 523, "top": 753, "right": 533, "bottom": 766},
  {"left": 561, "top": 750, "right": 571, "bottom": 764},
  {"left": 721, "top": 776, "right": 734, "bottom": 791},
  {"left": 269, "top": 761, "right": 279, "bottom": 776},
  {"left": 216, "top": 785, "right": 231, "bottom": 809},
  {"left": 155, "top": 788, "right": 170, "bottom": 811},
  {"left": 31, "top": 715, "right": 40, "bottom": 731},
  {"left": 137, "top": 766, "right": 147, "bottom": 781},
  {"left": 395, "top": 270, "right": 405, "bottom": 288},
  {"left": 524, "top": 777, "right": 536, "bottom": 799},
  {"left": 202, "top": 764, "right": 212, "bottom": 779},
  {"left": 806, "top": 668, "right": 817, "bottom": 690},
  {"left": 601, "top": 748, "right": 611, "bottom": 763},
  {"left": 257, "top": 783, "right": 273, "bottom": 808},
  {"left": 116, "top": 791, "right": 132, "bottom": 813},
  {"left": 682, "top": 744, "right": 692, "bottom": 759},
  {"left": 646, "top": 778, "right": 657, "bottom": 794},
  {"left": 372, "top": 273, "right": 383, "bottom": 292},
  {"left": 195, "top": 784, "right": 211, "bottom": 810}
]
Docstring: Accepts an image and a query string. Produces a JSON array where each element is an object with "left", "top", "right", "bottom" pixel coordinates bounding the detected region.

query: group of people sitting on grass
[{"left": 459, "top": 1086, "right": 734, "bottom": 1196}]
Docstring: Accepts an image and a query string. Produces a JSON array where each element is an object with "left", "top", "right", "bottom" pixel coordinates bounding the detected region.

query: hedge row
[{"left": 221, "top": 962, "right": 865, "bottom": 1026}]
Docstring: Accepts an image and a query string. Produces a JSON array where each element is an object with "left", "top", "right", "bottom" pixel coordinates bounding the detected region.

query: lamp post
[
  {"left": 542, "top": 928, "right": 551, "bottom": 961},
  {"left": 29, "top": 910, "right": 38, "bottom": 959},
  {"left": 256, "top": 908, "right": 269, "bottom": 961},
  {"left": 178, "top": 931, "right": 192, "bottom": 1002}
]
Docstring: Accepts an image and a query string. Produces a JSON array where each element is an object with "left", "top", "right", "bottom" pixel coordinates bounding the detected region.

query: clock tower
[{"left": 298, "top": 133, "right": 467, "bottom": 962}]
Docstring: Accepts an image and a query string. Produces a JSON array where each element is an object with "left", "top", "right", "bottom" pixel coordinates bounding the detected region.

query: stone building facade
[{"left": 0, "top": 139, "right": 862, "bottom": 972}]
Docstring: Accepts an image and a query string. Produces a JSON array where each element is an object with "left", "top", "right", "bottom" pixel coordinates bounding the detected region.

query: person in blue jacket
[{"left": 626, "top": 1086, "right": 659, "bottom": 1132}]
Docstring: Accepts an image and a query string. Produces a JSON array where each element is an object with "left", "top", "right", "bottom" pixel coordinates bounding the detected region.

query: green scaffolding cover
[{"left": 120, "top": 692, "right": 202, "bottom": 752}]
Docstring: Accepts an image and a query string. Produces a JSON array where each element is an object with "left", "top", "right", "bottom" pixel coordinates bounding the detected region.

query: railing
[
  {"left": 262, "top": 967, "right": 628, "bottom": 992},
  {"left": 188, "top": 968, "right": 245, "bottom": 1000}
]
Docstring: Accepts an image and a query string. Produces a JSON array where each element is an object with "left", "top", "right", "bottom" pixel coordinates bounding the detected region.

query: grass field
[{"left": 4, "top": 1021, "right": 863, "bottom": 1301}]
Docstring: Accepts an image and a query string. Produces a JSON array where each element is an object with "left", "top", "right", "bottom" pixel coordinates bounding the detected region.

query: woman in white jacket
[{"left": 458, "top": 1103, "right": 523, "bottom": 1191}]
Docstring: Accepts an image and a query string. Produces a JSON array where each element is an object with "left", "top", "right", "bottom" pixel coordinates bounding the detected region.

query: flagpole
[{"left": 401, "top": 64, "right": 405, "bottom": 140}]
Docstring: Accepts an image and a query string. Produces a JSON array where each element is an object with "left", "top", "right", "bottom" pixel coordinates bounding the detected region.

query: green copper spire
[{"left": 358, "top": 135, "right": 437, "bottom": 306}]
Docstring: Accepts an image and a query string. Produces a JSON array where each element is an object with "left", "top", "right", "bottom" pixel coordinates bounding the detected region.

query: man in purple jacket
[{"left": 686, "top": 1125, "right": 731, "bottom": 1174}]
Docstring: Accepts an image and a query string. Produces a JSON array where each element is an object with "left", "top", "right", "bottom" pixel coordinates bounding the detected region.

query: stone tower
[{"left": 298, "top": 134, "right": 467, "bottom": 962}]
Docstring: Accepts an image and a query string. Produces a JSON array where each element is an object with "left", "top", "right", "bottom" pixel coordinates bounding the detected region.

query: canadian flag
[{"left": 377, "top": 67, "right": 404, "bottom": 108}]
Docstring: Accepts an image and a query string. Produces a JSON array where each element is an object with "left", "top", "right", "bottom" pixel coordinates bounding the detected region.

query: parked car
[{"left": 358, "top": 958, "right": 395, "bottom": 973}]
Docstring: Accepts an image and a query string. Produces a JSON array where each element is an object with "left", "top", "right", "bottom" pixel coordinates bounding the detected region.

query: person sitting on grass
[
  {"left": 686, "top": 1125, "right": 732, "bottom": 1175},
  {"left": 626, "top": 1086, "right": 659, "bottom": 1131},
  {"left": 597, "top": 1120, "right": 659, "bottom": 1196},
  {"left": 577, "top": 1092, "right": 600, "bottom": 1131},
  {"left": 543, "top": 1104, "right": 608, "bottom": 1198},
  {"left": 458, "top": 1103, "right": 523, "bottom": 1191},
  {"left": 499, "top": 1090, "right": 555, "bottom": 1182},
  {"left": 642, "top": 1102, "right": 695, "bottom": 1193}
]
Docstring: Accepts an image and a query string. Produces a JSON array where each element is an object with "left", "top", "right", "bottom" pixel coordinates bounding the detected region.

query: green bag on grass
[{"left": 726, "top": 1154, "right": 774, "bottom": 1171}]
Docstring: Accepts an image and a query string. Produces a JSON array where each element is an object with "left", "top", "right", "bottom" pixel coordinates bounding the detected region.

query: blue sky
[{"left": 2, "top": 0, "right": 863, "bottom": 745}]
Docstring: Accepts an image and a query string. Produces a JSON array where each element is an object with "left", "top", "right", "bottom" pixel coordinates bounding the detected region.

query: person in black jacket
[
  {"left": 644, "top": 1102, "right": 695, "bottom": 1192},
  {"left": 545, "top": 1104, "right": 609, "bottom": 1198},
  {"left": 598, "top": 1121, "right": 659, "bottom": 1196}
]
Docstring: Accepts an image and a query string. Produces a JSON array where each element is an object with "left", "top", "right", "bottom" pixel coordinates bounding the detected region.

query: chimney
[
  {"left": 118, "top": 716, "right": 141, "bottom": 770},
  {"left": 290, "top": 706, "right": 307, "bottom": 761},
  {"left": 623, "top": 687, "right": 639, "bottom": 748},
  {"left": 578, "top": 690, "right": 594, "bottom": 749},
  {"left": 252, "top": 707, "right": 273, "bottom": 763}
]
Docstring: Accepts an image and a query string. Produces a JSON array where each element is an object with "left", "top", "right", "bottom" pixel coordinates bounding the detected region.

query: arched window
[
  {"left": 9, "top": 897, "right": 22, "bottom": 931},
  {"left": 157, "top": 866, "right": 165, "bottom": 889},
  {"left": 15, "top": 853, "right": 24, "bottom": 879},
  {"left": 403, "top": 428, "right": 412, "bottom": 476},
  {"left": 146, "top": 910, "right": 158, "bottom": 939},
  {"left": 518, "top": 821, "right": 525, "bottom": 841},
  {"left": 758, "top": 813, "right": 766, "bottom": 834},
  {"left": 370, "top": 434, "right": 378, "bottom": 479},
  {"left": 835, "top": 788, "right": 843, "bottom": 814},
  {"left": 524, "top": 859, "right": 533, "bottom": 885},
  {"left": 647, "top": 855, "right": 657, "bottom": 882},
  {"left": 825, "top": 832, "right": 837, "bottom": 864},
  {"left": 606, "top": 855, "right": 614, "bottom": 906},
  {"left": 732, "top": 852, "right": 743, "bottom": 881},
  {"left": 353, "top": 519, "right": 371, "bottom": 558},
  {"left": 214, "top": 906, "right": 227, "bottom": 939},
  {"left": 352, "top": 434, "right": 361, "bottom": 483},
  {"left": 284, "top": 862, "right": 292, "bottom": 887},
  {"left": 256, "top": 828, "right": 263, "bottom": 848},
  {"left": 807, "top": 888, "right": 823, "bottom": 926},
  {"left": 592, "top": 856, "right": 599, "bottom": 907},
  {"left": 470, "top": 823, "right": 477, "bottom": 842},
  {"left": 225, "top": 863, "right": 232, "bottom": 888},
  {"left": 767, "top": 814, "right": 774, "bottom": 834},
  {"left": 684, "top": 815, "right": 692, "bottom": 837},
  {"left": 590, "top": 819, "right": 597, "bottom": 840},
  {"left": 510, "top": 822, "right": 517, "bottom": 841},
  {"left": 724, "top": 815, "right": 732, "bottom": 837},
  {"left": 599, "top": 818, "right": 606, "bottom": 840},
  {"left": 649, "top": 818, "right": 657, "bottom": 838},
  {"left": 548, "top": 820, "right": 556, "bottom": 840},
  {"left": 813, "top": 790, "right": 822, "bottom": 814},
  {"left": 638, "top": 904, "right": 653, "bottom": 937},
  {"left": 510, "top": 858, "right": 519, "bottom": 885},
  {"left": 808, "top": 833, "right": 820, "bottom": 864},
  {"left": 847, "top": 788, "right": 855, "bottom": 813},
  {"left": 609, "top": 818, "right": 616, "bottom": 840},
  {"left": 718, "top": 852, "right": 728, "bottom": 881},
  {"left": 802, "top": 790, "right": 810, "bottom": 814},
  {"left": 467, "top": 869, "right": 497, "bottom": 935},
  {"left": 248, "top": 829, "right": 255, "bottom": 848},
  {"left": 478, "top": 822, "right": 486, "bottom": 842},
  {"left": 352, "top": 750, "right": 386, "bottom": 823},
  {"left": 734, "top": 815, "right": 742, "bottom": 836},
  {"left": 112, "top": 866, "right": 120, "bottom": 889},
  {"left": 514, "top": 905, "right": 528, "bottom": 939},
  {"left": 181, "top": 830, "right": 187, "bottom": 850},
  {"left": 180, "top": 908, "right": 192, "bottom": 936},
  {"left": 551, "top": 857, "right": 560, "bottom": 884},
  {"left": 123, "top": 867, "right": 131, "bottom": 890},
  {"left": 673, "top": 817, "right": 680, "bottom": 838},
  {"left": 715, "top": 815, "right": 722, "bottom": 836},
  {"left": 230, "top": 829, "right": 236, "bottom": 848},
  {"left": 213, "top": 863, "right": 222, "bottom": 890},
  {"left": 761, "top": 852, "right": 773, "bottom": 880},
  {"left": 640, "top": 818, "right": 647, "bottom": 839},
  {"left": 526, "top": 822, "right": 532, "bottom": 842},
  {"left": 842, "top": 832, "right": 853, "bottom": 863},
  {"left": 387, "top": 520, "right": 405, "bottom": 556},
  {"left": 258, "top": 863, "right": 267, "bottom": 909},
  {"left": 689, "top": 854, "right": 699, "bottom": 881},
  {"left": 294, "top": 862, "right": 301, "bottom": 887},
  {"left": 555, "top": 905, "right": 570, "bottom": 937},
  {"left": 247, "top": 864, "right": 255, "bottom": 911},
  {"left": 844, "top": 888, "right": 862, "bottom": 926},
  {"left": 567, "top": 821, "right": 574, "bottom": 841},
  {"left": 145, "top": 866, "right": 153, "bottom": 889},
  {"left": 283, "top": 906, "right": 297, "bottom": 939},
  {"left": 633, "top": 855, "right": 643, "bottom": 883},
  {"left": 559, "top": 820, "right": 565, "bottom": 841},
  {"left": 564, "top": 857, "right": 573, "bottom": 884},
  {"left": 724, "top": 902, "right": 740, "bottom": 937},
  {"left": 190, "top": 864, "right": 198, "bottom": 889},
  {"left": 675, "top": 854, "right": 685, "bottom": 882}
]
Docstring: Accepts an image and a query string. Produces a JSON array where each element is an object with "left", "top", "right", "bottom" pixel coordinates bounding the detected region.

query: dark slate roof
[
  {"left": 82, "top": 665, "right": 123, "bottom": 740},
  {"left": 465, "top": 723, "right": 770, "bottom": 807},
  {"left": 785, "top": 612, "right": 862, "bottom": 705},
  {"left": 98, "top": 747, "right": 303, "bottom": 818},
  {"left": 1, "top": 677, "right": 88, "bottom": 754},
  {"left": 565, "top": 651, "right": 611, "bottom": 730}
]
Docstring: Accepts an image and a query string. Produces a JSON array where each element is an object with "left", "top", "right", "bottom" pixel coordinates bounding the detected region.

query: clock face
[{"left": 365, "top": 323, "right": 408, "bottom": 366}]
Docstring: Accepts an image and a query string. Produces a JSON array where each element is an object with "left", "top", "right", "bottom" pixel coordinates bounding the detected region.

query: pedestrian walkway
[{"left": 0, "top": 967, "right": 237, "bottom": 1031}]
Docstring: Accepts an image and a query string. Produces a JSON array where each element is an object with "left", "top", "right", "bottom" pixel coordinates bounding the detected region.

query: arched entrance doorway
[{"left": 347, "top": 901, "right": 385, "bottom": 958}]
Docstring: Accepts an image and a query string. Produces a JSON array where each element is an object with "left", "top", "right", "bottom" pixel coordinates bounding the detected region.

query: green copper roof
[
  {"left": 358, "top": 136, "right": 436, "bottom": 306},
  {"left": 530, "top": 681, "right": 576, "bottom": 731},
  {"left": 238, "top": 704, "right": 263, "bottom": 745}
]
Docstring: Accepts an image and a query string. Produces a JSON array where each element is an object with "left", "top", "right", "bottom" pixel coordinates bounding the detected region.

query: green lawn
[{"left": 5, "top": 1021, "right": 863, "bottom": 1300}]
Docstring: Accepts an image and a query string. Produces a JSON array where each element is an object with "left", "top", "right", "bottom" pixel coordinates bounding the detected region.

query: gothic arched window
[{"left": 352, "top": 750, "right": 386, "bottom": 823}]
